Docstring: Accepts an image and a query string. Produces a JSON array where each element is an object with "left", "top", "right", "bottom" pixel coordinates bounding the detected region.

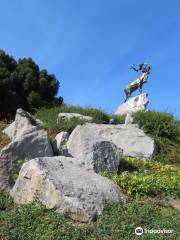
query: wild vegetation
[
  {"left": 102, "top": 156, "right": 180, "bottom": 197},
  {"left": 0, "top": 122, "right": 11, "bottom": 149},
  {"left": 0, "top": 108, "right": 180, "bottom": 239},
  {"left": 35, "top": 104, "right": 110, "bottom": 136},
  {"left": 132, "top": 111, "right": 179, "bottom": 140}
]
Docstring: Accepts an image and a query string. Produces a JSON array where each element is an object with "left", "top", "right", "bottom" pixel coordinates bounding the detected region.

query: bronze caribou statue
[{"left": 124, "top": 63, "right": 151, "bottom": 102}]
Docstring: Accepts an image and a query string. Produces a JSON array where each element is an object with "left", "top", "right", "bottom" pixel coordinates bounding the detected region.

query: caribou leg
[{"left": 124, "top": 88, "right": 130, "bottom": 102}]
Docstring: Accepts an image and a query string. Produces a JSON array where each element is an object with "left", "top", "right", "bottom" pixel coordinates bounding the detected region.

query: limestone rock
[
  {"left": 0, "top": 109, "right": 53, "bottom": 190},
  {"left": 52, "top": 132, "right": 69, "bottom": 155},
  {"left": 58, "top": 113, "right": 93, "bottom": 122},
  {"left": 115, "top": 93, "right": 149, "bottom": 115},
  {"left": 2, "top": 122, "right": 15, "bottom": 140},
  {"left": 77, "top": 123, "right": 156, "bottom": 159},
  {"left": 10, "top": 156, "right": 127, "bottom": 222},
  {"left": 3, "top": 108, "right": 44, "bottom": 141},
  {"left": 67, "top": 125, "right": 122, "bottom": 173}
]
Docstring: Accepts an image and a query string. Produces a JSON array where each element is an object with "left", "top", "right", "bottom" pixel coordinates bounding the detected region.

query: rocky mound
[{"left": 0, "top": 108, "right": 156, "bottom": 222}]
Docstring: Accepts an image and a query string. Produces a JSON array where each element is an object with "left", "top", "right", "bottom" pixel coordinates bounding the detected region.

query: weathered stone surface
[
  {"left": 0, "top": 157, "right": 9, "bottom": 190},
  {"left": 74, "top": 123, "right": 156, "bottom": 159},
  {"left": 10, "top": 156, "right": 127, "bottom": 222},
  {"left": 0, "top": 109, "right": 53, "bottom": 190},
  {"left": 52, "top": 132, "right": 69, "bottom": 155},
  {"left": 2, "top": 122, "right": 15, "bottom": 140},
  {"left": 3, "top": 108, "right": 43, "bottom": 141},
  {"left": 115, "top": 93, "right": 149, "bottom": 115},
  {"left": 0, "top": 129, "right": 53, "bottom": 190},
  {"left": 67, "top": 125, "right": 122, "bottom": 173},
  {"left": 58, "top": 113, "right": 93, "bottom": 122}
]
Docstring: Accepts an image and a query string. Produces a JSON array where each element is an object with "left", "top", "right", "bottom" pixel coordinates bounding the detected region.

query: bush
[
  {"left": 0, "top": 49, "right": 62, "bottom": 119},
  {"left": 113, "top": 114, "right": 126, "bottom": 124},
  {"left": 133, "top": 111, "right": 179, "bottom": 139},
  {"left": 153, "top": 137, "right": 180, "bottom": 164},
  {"left": 102, "top": 157, "right": 180, "bottom": 197}
]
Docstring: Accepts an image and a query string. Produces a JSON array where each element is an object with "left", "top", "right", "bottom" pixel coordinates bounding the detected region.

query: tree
[
  {"left": 0, "top": 50, "right": 18, "bottom": 118},
  {"left": 0, "top": 49, "right": 62, "bottom": 119}
]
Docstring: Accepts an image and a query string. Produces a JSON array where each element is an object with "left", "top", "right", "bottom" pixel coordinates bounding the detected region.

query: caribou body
[{"left": 124, "top": 63, "right": 151, "bottom": 102}]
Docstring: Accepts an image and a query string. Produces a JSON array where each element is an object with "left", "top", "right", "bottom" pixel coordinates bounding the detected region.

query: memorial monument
[{"left": 115, "top": 63, "right": 151, "bottom": 116}]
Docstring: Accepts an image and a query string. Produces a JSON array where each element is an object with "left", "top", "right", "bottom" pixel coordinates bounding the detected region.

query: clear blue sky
[{"left": 0, "top": 0, "right": 180, "bottom": 117}]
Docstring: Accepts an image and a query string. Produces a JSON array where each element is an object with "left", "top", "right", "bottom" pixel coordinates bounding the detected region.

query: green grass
[
  {"left": 0, "top": 191, "right": 179, "bottom": 240},
  {"left": 9, "top": 157, "right": 31, "bottom": 187},
  {"left": 35, "top": 104, "right": 110, "bottom": 135}
]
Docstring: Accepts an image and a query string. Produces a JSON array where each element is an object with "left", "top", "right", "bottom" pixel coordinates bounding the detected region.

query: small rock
[
  {"left": 52, "top": 132, "right": 69, "bottom": 156},
  {"left": 58, "top": 113, "right": 93, "bottom": 122}
]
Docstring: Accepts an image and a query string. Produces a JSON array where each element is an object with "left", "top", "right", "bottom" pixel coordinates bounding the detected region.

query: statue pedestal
[{"left": 115, "top": 93, "right": 149, "bottom": 116}]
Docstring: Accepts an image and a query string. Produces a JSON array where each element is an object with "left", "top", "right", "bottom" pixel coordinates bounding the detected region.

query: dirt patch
[
  {"left": 0, "top": 123, "right": 11, "bottom": 149},
  {"left": 168, "top": 198, "right": 180, "bottom": 211}
]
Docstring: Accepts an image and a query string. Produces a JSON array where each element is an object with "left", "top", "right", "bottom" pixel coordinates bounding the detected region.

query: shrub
[
  {"left": 132, "top": 111, "right": 179, "bottom": 139},
  {"left": 153, "top": 137, "right": 180, "bottom": 164},
  {"left": 102, "top": 157, "right": 180, "bottom": 197},
  {"left": 113, "top": 114, "right": 126, "bottom": 124}
]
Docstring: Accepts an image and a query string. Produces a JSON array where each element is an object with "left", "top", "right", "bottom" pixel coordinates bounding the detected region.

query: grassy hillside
[
  {"left": 0, "top": 191, "right": 179, "bottom": 240},
  {"left": 0, "top": 108, "right": 180, "bottom": 240}
]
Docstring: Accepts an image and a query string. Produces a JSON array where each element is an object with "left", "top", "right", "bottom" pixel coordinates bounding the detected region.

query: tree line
[{"left": 0, "top": 49, "right": 63, "bottom": 119}]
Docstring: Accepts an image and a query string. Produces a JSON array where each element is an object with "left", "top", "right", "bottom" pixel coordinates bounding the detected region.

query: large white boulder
[
  {"left": 0, "top": 109, "right": 53, "bottom": 190},
  {"left": 10, "top": 156, "right": 127, "bottom": 222},
  {"left": 115, "top": 93, "right": 149, "bottom": 115},
  {"left": 58, "top": 113, "right": 93, "bottom": 122},
  {"left": 67, "top": 125, "right": 122, "bottom": 173},
  {"left": 75, "top": 123, "right": 156, "bottom": 159}
]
